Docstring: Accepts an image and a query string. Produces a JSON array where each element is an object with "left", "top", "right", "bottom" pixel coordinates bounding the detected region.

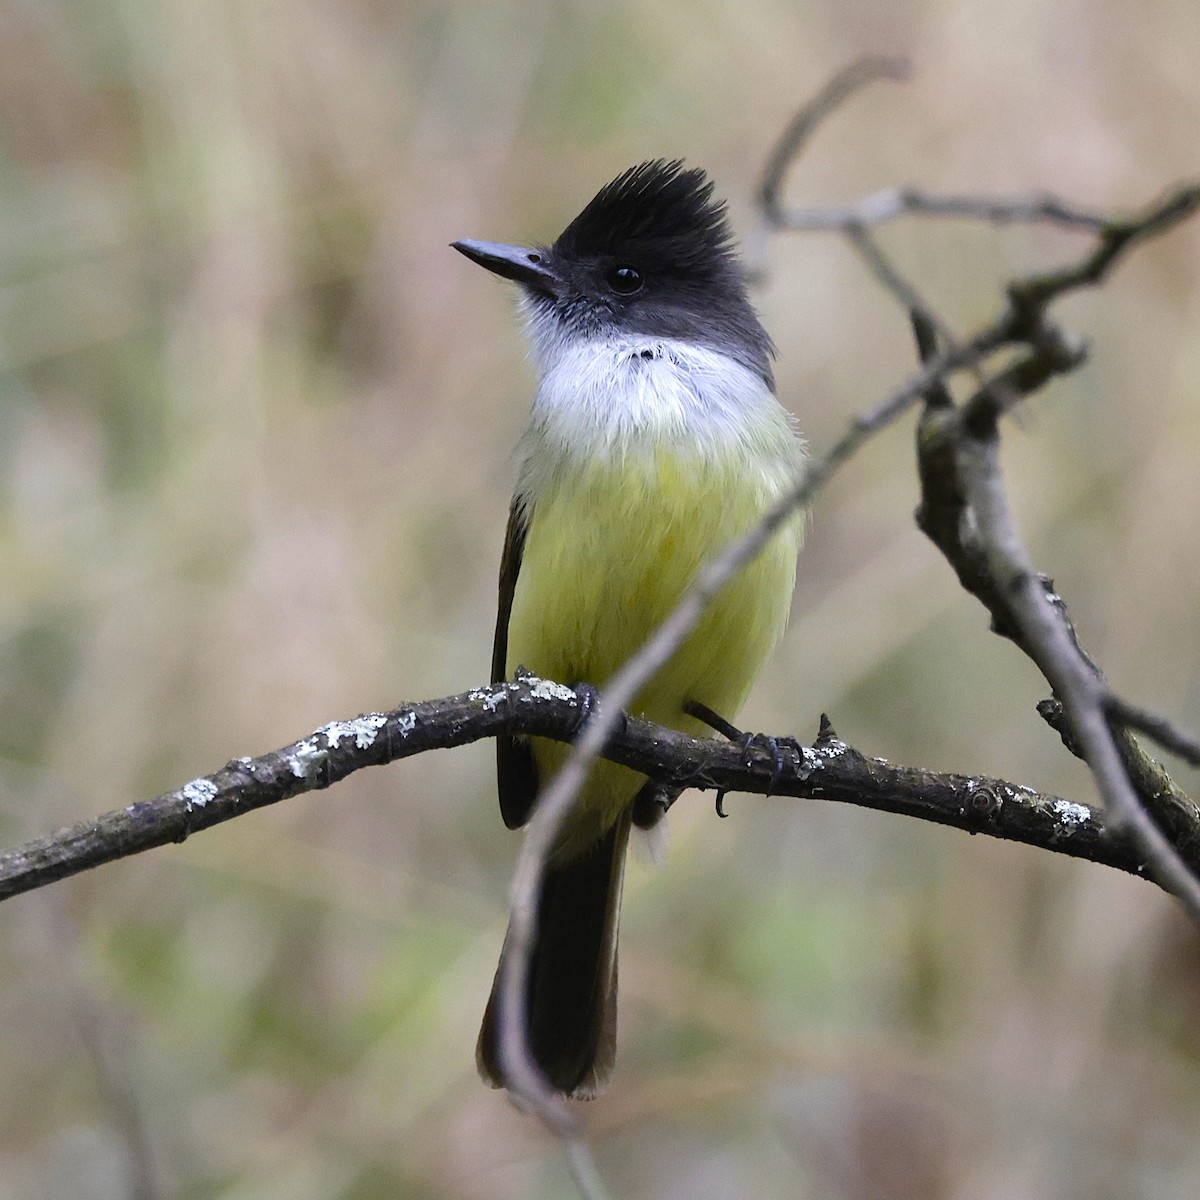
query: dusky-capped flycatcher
[{"left": 454, "top": 160, "right": 805, "bottom": 1097}]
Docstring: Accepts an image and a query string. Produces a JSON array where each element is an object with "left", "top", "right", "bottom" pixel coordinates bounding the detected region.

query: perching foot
[{"left": 684, "top": 699, "right": 794, "bottom": 801}]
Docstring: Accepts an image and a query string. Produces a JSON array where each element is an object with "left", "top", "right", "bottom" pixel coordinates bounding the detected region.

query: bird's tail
[{"left": 477, "top": 808, "right": 632, "bottom": 1099}]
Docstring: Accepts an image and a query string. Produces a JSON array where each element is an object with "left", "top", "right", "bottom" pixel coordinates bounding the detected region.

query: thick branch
[
  {"left": 911, "top": 307, "right": 1200, "bottom": 914},
  {"left": 0, "top": 676, "right": 1179, "bottom": 904},
  {"left": 956, "top": 420, "right": 1200, "bottom": 914}
]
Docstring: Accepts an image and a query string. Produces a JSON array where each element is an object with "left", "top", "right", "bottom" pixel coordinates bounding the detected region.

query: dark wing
[{"left": 493, "top": 499, "right": 539, "bottom": 828}]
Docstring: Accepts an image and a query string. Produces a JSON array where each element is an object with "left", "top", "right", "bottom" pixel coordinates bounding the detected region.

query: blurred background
[{"left": 2, "top": 1, "right": 1200, "bottom": 1196}]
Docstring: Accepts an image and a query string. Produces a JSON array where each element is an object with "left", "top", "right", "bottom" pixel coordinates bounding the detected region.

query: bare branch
[
  {"left": 954, "top": 416, "right": 1200, "bottom": 914},
  {"left": 1038, "top": 698, "right": 1200, "bottom": 868},
  {"left": 757, "top": 56, "right": 911, "bottom": 225},
  {"left": 776, "top": 186, "right": 1113, "bottom": 234},
  {"left": 756, "top": 56, "right": 1116, "bottom": 240},
  {"left": 1009, "top": 183, "right": 1200, "bottom": 309},
  {"left": 1105, "top": 697, "right": 1200, "bottom": 770},
  {"left": 905, "top": 179, "right": 1200, "bottom": 912},
  {"left": 913, "top": 298, "right": 1200, "bottom": 906}
]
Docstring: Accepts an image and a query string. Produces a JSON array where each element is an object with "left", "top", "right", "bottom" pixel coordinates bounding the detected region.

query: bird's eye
[{"left": 606, "top": 265, "right": 643, "bottom": 295}]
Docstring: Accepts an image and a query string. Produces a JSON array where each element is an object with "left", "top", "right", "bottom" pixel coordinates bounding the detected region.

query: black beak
[{"left": 451, "top": 240, "right": 559, "bottom": 295}]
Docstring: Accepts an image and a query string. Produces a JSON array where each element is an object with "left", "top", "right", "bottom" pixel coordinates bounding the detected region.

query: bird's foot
[
  {"left": 571, "top": 681, "right": 603, "bottom": 733},
  {"left": 684, "top": 699, "right": 794, "bottom": 807}
]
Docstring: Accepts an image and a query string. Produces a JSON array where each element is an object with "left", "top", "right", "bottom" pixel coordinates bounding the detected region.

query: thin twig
[
  {"left": 757, "top": 56, "right": 911, "bottom": 224},
  {"left": 1010, "top": 183, "right": 1200, "bottom": 309},
  {"left": 564, "top": 1138, "right": 613, "bottom": 1200},
  {"left": 491, "top": 385, "right": 911, "bottom": 1126},
  {"left": 841, "top": 222, "right": 981, "bottom": 390},
  {"left": 757, "top": 55, "right": 1113, "bottom": 246},
  {"left": 775, "top": 187, "right": 1113, "bottom": 233},
  {"left": 1106, "top": 696, "right": 1200, "bottom": 769}
]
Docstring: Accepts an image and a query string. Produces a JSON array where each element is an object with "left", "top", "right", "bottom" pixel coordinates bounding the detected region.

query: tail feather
[{"left": 478, "top": 809, "right": 632, "bottom": 1098}]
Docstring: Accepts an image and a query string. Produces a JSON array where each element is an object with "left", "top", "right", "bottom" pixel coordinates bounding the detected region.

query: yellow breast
[{"left": 507, "top": 442, "right": 802, "bottom": 853}]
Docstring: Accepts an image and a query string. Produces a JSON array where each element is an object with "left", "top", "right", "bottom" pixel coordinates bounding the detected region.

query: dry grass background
[{"left": 2, "top": 1, "right": 1200, "bottom": 1197}]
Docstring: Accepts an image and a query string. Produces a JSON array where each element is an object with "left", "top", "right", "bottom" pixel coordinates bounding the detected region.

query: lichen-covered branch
[{"left": 0, "top": 674, "right": 1175, "bottom": 905}]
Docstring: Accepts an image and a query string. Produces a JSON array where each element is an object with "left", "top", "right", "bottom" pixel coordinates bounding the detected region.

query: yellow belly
[{"left": 507, "top": 447, "right": 802, "bottom": 855}]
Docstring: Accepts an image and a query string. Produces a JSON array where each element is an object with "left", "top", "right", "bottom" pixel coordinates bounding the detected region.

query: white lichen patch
[
  {"left": 395, "top": 711, "right": 417, "bottom": 736},
  {"left": 320, "top": 713, "right": 389, "bottom": 749},
  {"left": 352, "top": 713, "right": 389, "bottom": 746},
  {"left": 320, "top": 721, "right": 358, "bottom": 748},
  {"left": 182, "top": 777, "right": 219, "bottom": 810},
  {"left": 469, "top": 687, "right": 505, "bottom": 712},
  {"left": 1052, "top": 798, "right": 1090, "bottom": 829},
  {"left": 800, "top": 745, "right": 824, "bottom": 769},
  {"left": 527, "top": 677, "right": 578, "bottom": 704},
  {"left": 288, "top": 737, "right": 326, "bottom": 779}
]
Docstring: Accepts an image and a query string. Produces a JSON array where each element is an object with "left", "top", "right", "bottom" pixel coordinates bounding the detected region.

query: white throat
[
  {"left": 530, "top": 332, "right": 780, "bottom": 449},
  {"left": 513, "top": 329, "right": 802, "bottom": 508}
]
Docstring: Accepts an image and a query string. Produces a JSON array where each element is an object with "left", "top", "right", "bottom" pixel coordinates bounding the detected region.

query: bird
[{"left": 453, "top": 160, "right": 806, "bottom": 1098}]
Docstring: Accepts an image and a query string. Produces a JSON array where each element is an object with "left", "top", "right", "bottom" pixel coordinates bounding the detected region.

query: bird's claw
[
  {"left": 737, "top": 731, "right": 787, "bottom": 797},
  {"left": 572, "top": 681, "right": 602, "bottom": 732}
]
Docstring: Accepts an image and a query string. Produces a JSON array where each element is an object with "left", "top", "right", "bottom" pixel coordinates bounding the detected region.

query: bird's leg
[
  {"left": 568, "top": 680, "right": 672, "bottom": 828},
  {"left": 682, "top": 699, "right": 744, "bottom": 742}
]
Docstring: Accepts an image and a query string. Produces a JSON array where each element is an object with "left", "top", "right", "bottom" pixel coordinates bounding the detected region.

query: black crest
[{"left": 553, "top": 160, "right": 736, "bottom": 275}]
